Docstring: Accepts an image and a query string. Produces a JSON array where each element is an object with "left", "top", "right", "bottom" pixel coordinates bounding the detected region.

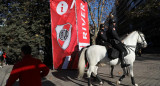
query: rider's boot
[{"left": 120, "top": 52, "right": 130, "bottom": 68}]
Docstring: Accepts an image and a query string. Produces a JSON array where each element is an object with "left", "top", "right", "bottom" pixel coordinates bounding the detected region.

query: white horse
[{"left": 78, "top": 31, "right": 147, "bottom": 86}]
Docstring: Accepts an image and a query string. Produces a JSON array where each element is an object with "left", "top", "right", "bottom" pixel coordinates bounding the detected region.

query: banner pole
[
  {"left": 75, "top": 0, "right": 79, "bottom": 50},
  {"left": 49, "top": 0, "right": 54, "bottom": 70}
]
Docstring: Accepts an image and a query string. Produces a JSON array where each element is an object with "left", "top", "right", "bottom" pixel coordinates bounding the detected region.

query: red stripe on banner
[
  {"left": 63, "top": 23, "right": 70, "bottom": 31},
  {"left": 58, "top": 39, "right": 65, "bottom": 47}
]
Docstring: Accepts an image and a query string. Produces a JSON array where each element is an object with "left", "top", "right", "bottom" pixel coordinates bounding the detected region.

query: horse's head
[{"left": 137, "top": 31, "right": 147, "bottom": 48}]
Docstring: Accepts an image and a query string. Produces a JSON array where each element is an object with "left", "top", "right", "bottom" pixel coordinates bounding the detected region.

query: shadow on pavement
[
  {"left": 42, "top": 78, "right": 56, "bottom": 86},
  {"left": 52, "top": 69, "right": 88, "bottom": 85},
  {"left": 52, "top": 69, "right": 78, "bottom": 81},
  {"left": 11, "top": 78, "right": 56, "bottom": 86},
  {"left": 136, "top": 54, "right": 160, "bottom": 61},
  {"left": 12, "top": 81, "right": 18, "bottom": 86},
  {"left": 51, "top": 69, "right": 133, "bottom": 86},
  {"left": 98, "top": 73, "right": 119, "bottom": 86}
]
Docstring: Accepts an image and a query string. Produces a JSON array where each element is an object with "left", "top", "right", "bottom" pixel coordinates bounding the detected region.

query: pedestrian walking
[
  {"left": 0, "top": 49, "right": 4, "bottom": 68},
  {"left": 6, "top": 45, "right": 49, "bottom": 86},
  {"left": 2, "top": 50, "right": 7, "bottom": 65}
]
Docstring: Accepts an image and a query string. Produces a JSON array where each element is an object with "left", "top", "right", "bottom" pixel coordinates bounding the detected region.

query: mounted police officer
[
  {"left": 106, "top": 13, "right": 130, "bottom": 68},
  {"left": 96, "top": 24, "right": 108, "bottom": 46}
]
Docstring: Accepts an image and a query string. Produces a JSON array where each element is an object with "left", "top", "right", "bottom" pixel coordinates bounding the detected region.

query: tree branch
[
  {"left": 98, "top": 0, "right": 102, "bottom": 30},
  {"left": 86, "top": 0, "right": 97, "bottom": 29}
]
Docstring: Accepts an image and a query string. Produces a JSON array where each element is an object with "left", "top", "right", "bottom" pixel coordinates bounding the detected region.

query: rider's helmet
[
  {"left": 112, "top": 19, "right": 116, "bottom": 23},
  {"left": 100, "top": 24, "right": 105, "bottom": 29},
  {"left": 109, "top": 13, "right": 114, "bottom": 19}
]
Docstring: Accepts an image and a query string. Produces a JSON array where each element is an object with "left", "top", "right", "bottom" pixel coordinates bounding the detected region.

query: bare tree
[{"left": 86, "top": 0, "right": 114, "bottom": 44}]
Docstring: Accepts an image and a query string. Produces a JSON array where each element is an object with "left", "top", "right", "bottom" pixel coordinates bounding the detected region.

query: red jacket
[
  {"left": 3, "top": 52, "right": 7, "bottom": 58},
  {"left": 6, "top": 55, "right": 49, "bottom": 86}
]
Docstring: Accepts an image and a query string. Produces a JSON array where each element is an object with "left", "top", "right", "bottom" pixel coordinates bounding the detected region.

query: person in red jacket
[
  {"left": 6, "top": 45, "right": 49, "bottom": 86},
  {"left": 2, "top": 51, "right": 7, "bottom": 65}
]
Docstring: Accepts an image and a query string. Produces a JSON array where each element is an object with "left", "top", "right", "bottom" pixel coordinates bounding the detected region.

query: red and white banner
[
  {"left": 50, "top": 0, "right": 90, "bottom": 69},
  {"left": 76, "top": 0, "right": 90, "bottom": 50}
]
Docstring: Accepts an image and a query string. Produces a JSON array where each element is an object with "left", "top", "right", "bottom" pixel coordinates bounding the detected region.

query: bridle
[
  {"left": 137, "top": 31, "right": 146, "bottom": 47},
  {"left": 125, "top": 31, "right": 146, "bottom": 53}
]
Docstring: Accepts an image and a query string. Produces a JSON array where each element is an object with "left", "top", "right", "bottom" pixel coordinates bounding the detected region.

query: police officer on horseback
[
  {"left": 106, "top": 13, "right": 130, "bottom": 68},
  {"left": 96, "top": 24, "right": 108, "bottom": 46}
]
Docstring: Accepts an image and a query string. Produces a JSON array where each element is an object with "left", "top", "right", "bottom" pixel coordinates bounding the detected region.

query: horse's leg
[
  {"left": 87, "top": 66, "right": 95, "bottom": 86},
  {"left": 88, "top": 77, "right": 92, "bottom": 86},
  {"left": 2, "top": 60, "right": 3, "bottom": 67},
  {"left": 0, "top": 63, "right": 1, "bottom": 68},
  {"left": 92, "top": 66, "right": 103, "bottom": 85},
  {"left": 96, "top": 74, "right": 103, "bottom": 85},
  {"left": 110, "top": 65, "right": 114, "bottom": 78},
  {"left": 0, "top": 60, "right": 2, "bottom": 68},
  {"left": 117, "top": 68, "right": 127, "bottom": 85},
  {"left": 129, "top": 65, "right": 138, "bottom": 86}
]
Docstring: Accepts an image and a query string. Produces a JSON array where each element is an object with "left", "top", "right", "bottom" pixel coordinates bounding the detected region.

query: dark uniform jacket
[
  {"left": 96, "top": 29, "right": 108, "bottom": 46},
  {"left": 107, "top": 19, "right": 121, "bottom": 45}
]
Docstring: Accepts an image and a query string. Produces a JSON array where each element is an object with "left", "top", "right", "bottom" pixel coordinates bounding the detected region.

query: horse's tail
[{"left": 78, "top": 47, "right": 88, "bottom": 79}]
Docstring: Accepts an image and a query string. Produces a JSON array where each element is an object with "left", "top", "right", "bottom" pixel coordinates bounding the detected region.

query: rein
[
  {"left": 125, "top": 45, "right": 136, "bottom": 54},
  {"left": 124, "top": 31, "right": 145, "bottom": 54},
  {"left": 137, "top": 31, "right": 146, "bottom": 47}
]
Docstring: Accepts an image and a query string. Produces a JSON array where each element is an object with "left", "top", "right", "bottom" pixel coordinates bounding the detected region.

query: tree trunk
[{"left": 91, "top": 27, "right": 98, "bottom": 45}]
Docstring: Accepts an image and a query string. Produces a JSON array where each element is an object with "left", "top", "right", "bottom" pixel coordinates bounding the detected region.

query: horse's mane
[
  {"left": 122, "top": 31, "right": 140, "bottom": 41},
  {"left": 120, "top": 31, "right": 133, "bottom": 40}
]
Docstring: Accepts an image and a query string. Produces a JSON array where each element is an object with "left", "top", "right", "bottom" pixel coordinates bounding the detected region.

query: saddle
[{"left": 105, "top": 44, "right": 128, "bottom": 60}]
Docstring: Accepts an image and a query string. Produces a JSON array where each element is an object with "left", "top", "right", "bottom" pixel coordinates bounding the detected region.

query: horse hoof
[
  {"left": 116, "top": 81, "right": 121, "bottom": 85},
  {"left": 90, "top": 84, "right": 93, "bottom": 86},
  {"left": 77, "top": 77, "right": 82, "bottom": 80},
  {"left": 99, "top": 81, "right": 103, "bottom": 85},
  {"left": 134, "top": 84, "right": 138, "bottom": 86}
]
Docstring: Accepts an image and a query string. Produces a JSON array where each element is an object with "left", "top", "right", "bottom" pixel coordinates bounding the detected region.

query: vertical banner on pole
[
  {"left": 50, "top": 0, "right": 78, "bottom": 69},
  {"left": 70, "top": 0, "right": 90, "bottom": 69},
  {"left": 50, "top": 0, "right": 90, "bottom": 69},
  {"left": 76, "top": 0, "right": 90, "bottom": 50}
]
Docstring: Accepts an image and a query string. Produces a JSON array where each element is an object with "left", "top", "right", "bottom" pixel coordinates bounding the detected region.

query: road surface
[{"left": 0, "top": 54, "right": 160, "bottom": 86}]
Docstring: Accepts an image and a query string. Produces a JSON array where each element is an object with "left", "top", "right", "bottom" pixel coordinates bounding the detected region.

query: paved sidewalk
[{"left": 0, "top": 54, "right": 160, "bottom": 86}]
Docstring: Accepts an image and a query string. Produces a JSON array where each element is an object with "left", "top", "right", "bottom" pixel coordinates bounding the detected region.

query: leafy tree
[
  {"left": 128, "top": 0, "right": 160, "bottom": 47},
  {"left": 0, "top": 0, "right": 51, "bottom": 64},
  {"left": 129, "top": 0, "right": 160, "bottom": 19}
]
